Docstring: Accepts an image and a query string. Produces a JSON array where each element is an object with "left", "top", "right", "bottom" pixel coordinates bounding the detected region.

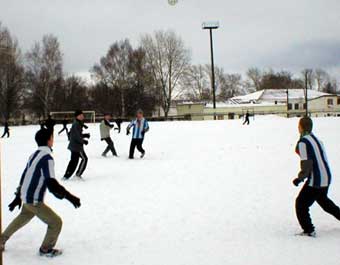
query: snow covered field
[{"left": 1, "top": 116, "right": 340, "bottom": 265}]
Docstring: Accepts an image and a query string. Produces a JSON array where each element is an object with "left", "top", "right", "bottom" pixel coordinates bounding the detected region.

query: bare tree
[
  {"left": 91, "top": 39, "right": 132, "bottom": 117},
  {"left": 314, "top": 68, "right": 330, "bottom": 91},
  {"left": 141, "top": 30, "right": 191, "bottom": 119},
  {"left": 181, "top": 64, "right": 210, "bottom": 101},
  {"left": 219, "top": 73, "right": 243, "bottom": 99},
  {"left": 25, "top": 34, "right": 63, "bottom": 118},
  {"left": 246, "top": 67, "right": 262, "bottom": 91},
  {"left": 0, "top": 22, "right": 25, "bottom": 120}
]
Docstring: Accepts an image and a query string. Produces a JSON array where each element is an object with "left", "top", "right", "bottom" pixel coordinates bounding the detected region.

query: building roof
[{"left": 231, "top": 89, "right": 331, "bottom": 104}]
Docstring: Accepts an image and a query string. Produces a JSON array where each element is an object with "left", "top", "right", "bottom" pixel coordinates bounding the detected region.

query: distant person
[
  {"left": 63, "top": 110, "right": 90, "bottom": 180},
  {"left": 293, "top": 117, "right": 340, "bottom": 237},
  {"left": 1, "top": 120, "right": 10, "bottom": 138},
  {"left": 44, "top": 115, "right": 56, "bottom": 131},
  {"left": 0, "top": 128, "right": 81, "bottom": 257},
  {"left": 114, "top": 118, "right": 123, "bottom": 133},
  {"left": 58, "top": 116, "right": 69, "bottom": 139},
  {"left": 127, "top": 109, "right": 149, "bottom": 159},
  {"left": 243, "top": 111, "right": 250, "bottom": 125},
  {"left": 100, "top": 113, "right": 118, "bottom": 157}
]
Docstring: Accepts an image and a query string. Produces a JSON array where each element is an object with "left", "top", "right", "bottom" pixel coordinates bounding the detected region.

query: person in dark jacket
[
  {"left": 0, "top": 128, "right": 81, "bottom": 257},
  {"left": 58, "top": 116, "right": 69, "bottom": 138},
  {"left": 1, "top": 120, "right": 10, "bottom": 138},
  {"left": 44, "top": 115, "right": 56, "bottom": 131},
  {"left": 293, "top": 117, "right": 340, "bottom": 237},
  {"left": 100, "top": 113, "right": 118, "bottom": 157},
  {"left": 127, "top": 110, "right": 149, "bottom": 159},
  {"left": 243, "top": 111, "right": 250, "bottom": 125},
  {"left": 63, "top": 110, "right": 90, "bottom": 180}
]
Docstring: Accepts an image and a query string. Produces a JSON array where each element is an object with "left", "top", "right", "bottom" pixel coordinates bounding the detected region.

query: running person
[
  {"left": 127, "top": 110, "right": 149, "bottom": 159},
  {"left": 293, "top": 117, "right": 340, "bottom": 237},
  {"left": 58, "top": 116, "right": 69, "bottom": 138},
  {"left": 63, "top": 110, "right": 90, "bottom": 180},
  {"left": 1, "top": 120, "right": 10, "bottom": 138},
  {"left": 100, "top": 113, "right": 118, "bottom": 157},
  {"left": 0, "top": 128, "right": 81, "bottom": 257}
]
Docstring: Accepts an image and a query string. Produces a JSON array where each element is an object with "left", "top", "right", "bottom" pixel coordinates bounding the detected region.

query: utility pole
[{"left": 202, "top": 21, "right": 219, "bottom": 120}]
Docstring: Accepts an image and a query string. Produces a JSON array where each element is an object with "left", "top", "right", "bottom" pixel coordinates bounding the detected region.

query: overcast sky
[{"left": 1, "top": 0, "right": 340, "bottom": 80}]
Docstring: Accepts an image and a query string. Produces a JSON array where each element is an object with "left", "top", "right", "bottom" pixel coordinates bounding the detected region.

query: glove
[
  {"left": 126, "top": 130, "right": 130, "bottom": 136},
  {"left": 8, "top": 195, "right": 22, "bottom": 212},
  {"left": 83, "top": 133, "right": 90, "bottom": 139},
  {"left": 141, "top": 130, "right": 145, "bottom": 137},
  {"left": 83, "top": 139, "right": 89, "bottom": 145},
  {"left": 83, "top": 124, "right": 88, "bottom": 129},
  {"left": 65, "top": 193, "right": 81, "bottom": 208},
  {"left": 293, "top": 178, "right": 302, "bottom": 187}
]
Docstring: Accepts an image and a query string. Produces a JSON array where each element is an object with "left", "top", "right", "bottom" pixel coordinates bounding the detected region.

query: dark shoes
[{"left": 39, "top": 247, "right": 63, "bottom": 257}]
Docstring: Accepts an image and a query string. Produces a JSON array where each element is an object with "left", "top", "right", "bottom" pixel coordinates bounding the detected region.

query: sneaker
[
  {"left": 140, "top": 152, "right": 146, "bottom": 158},
  {"left": 75, "top": 175, "right": 85, "bottom": 181},
  {"left": 39, "top": 248, "right": 63, "bottom": 257},
  {"left": 296, "top": 231, "right": 316, "bottom": 238}
]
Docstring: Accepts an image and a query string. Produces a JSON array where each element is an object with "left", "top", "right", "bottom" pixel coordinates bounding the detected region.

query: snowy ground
[{"left": 1, "top": 116, "right": 340, "bottom": 265}]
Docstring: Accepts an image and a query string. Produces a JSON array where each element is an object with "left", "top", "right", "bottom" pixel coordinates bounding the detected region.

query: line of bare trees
[{"left": 0, "top": 21, "right": 339, "bottom": 123}]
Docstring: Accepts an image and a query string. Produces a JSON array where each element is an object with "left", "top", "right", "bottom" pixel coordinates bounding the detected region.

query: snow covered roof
[{"left": 232, "top": 89, "right": 331, "bottom": 104}]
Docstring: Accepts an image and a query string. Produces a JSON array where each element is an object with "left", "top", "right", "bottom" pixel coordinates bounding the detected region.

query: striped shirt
[
  {"left": 128, "top": 118, "right": 149, "bottom": 139},
  {"left": 19, "top": 146, "right": 55, "bottom": 204},
  {"left": 296, "top": 134, "right": 332, "bottom": 188}
]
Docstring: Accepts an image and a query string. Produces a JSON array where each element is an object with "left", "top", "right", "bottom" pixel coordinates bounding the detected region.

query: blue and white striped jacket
[
  {"left": 19, "top": 146, "right": 56, "bottom": 204},
  {"left": 296, "top": 134, "right": 332, "bottom": 188},
  {"left": 128, "top": 118, "right": 149, "bottom": 139}
]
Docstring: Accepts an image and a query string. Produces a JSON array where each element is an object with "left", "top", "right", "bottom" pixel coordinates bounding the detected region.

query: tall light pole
[
  {"left": 0, "top": 45, "right": 10, "bottom": 265},
  {"left": 202, "top": 21, "right": 219, "bottom": 120}
]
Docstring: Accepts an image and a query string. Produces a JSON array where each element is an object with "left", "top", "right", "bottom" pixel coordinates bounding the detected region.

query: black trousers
[
  {"left": 1, "top": 129, "right": 9, "bottom": 138},
  {"left": 296, "top": 184, "right": 340, "bottom": 233},
  {"left": 129, "top": 139, "right": 145, "bottom": 159},
  {"left": 102, "top": 137, "right": 117, "bottom": 156},
  {"left": 243, "top": 118, "right": 250, "bottom": 125},
  {"left": 58, "top": 126, "right": 69, "bottom": 136},
  {"left": 64, "top": 150, "right": 88, "bottom": 179}
]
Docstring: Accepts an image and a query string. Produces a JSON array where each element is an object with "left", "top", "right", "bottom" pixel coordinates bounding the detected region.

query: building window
[
  {"left": 327, "top": 99, "right": 334, "bottom": 105},
  {"left": 294, "top": 103, "right": 299, "bottom": 110},
  {"left": 303, "top": 103, "right": 307, "bottom": 110},
  {"left": 217, "top": 115, "right": 224, "bottom": 120},
  {"left": 288, "top": 103, "right": 292, "bottom": 110},
  {"left": 337, "top": 98, "right": 340, "bottom": 105}
]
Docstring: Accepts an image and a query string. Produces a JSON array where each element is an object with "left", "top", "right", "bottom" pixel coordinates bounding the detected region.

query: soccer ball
[{"left": 168, "top": 0, "right": 178, "bottom": 6}]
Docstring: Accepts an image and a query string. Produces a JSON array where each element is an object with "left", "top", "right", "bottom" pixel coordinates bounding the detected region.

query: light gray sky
[{"left": 1, "top": 0, "right": 340, "bottom": 79}]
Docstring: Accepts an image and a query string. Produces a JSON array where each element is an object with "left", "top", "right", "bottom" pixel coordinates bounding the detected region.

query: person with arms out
[
  {"left": 0, "top": 128, "right": 81, "bottom": 257},
  {"left": 127, "top": 109, "right": 149, "bottom": 159},
  {"left": 63, "top": 110, "right": 90, "bottom": 180},
  {"left": 100, "top": 113, "right": 118, "bottom": 157},
  {"left": 293, "top": 117, "right": 340, "bottom": 237},
  {"left": 1, "top": 120, "right": 10, "bottom": 138},
  {"left": 58, "top": 116, "right": 69, "bottom": 139}
]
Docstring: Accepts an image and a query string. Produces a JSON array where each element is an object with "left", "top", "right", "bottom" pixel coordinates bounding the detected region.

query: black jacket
[{"left": 68, "top": 119, "right": 85, "bottom": 152}]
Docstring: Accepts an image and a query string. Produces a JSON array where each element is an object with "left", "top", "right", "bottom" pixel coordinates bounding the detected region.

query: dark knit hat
[
  {"left": 299, "top": 116, "right": 313, "bottom": 133},
  {"left": 74, "top": 110, "right": 83, "bottom": 117},
  {"left": 35, "top": 128, "right": 53, "bottom": 146}
]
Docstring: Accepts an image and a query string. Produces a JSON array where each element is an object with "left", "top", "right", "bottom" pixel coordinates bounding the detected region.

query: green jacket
[{"left": 100, "top": 120, "right": 113, "bottom": 140}]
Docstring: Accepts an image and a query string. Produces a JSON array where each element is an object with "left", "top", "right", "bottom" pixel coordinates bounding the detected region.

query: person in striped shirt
[
  {"left": 0, "top": 128, "right": 81, "bottom": 257},
  {"left": 126, "top": 109, "right": 149, "bottom": 159},
  {"left": 293, "top": 117, "right": 340, "bottom": 237}
]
